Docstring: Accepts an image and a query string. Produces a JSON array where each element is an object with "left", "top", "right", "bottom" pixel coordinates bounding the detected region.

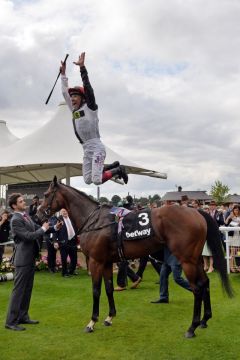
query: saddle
[{"left": 110, "top": 207, "right": 154, "bottom": 241}]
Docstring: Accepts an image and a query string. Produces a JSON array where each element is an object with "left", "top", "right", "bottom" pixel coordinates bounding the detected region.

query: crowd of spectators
[{"left": 1, "top": 194, "right": 240, "bottom": 278}]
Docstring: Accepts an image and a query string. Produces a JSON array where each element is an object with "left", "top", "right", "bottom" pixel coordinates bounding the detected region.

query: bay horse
[{"left": 36, "top": 177, "right": 232, "bottom": 338}]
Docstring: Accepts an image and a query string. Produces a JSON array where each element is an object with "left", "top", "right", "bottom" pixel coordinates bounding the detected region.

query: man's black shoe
[
  {"left": 62, "top": 274, "right": 71, "bottom": 278},
  {"left": 69, "top": 271, "right": 78, "bottom": 276},
  {"left": 49, "top": 269, "right": 56, "bottom": 273},
  {"left": 5, "top": 324, "right": 26, "bottom": 331},
  {"left": 20, "top": 319, "right": 39, "bottom": 325},
  {"left": 151, "top": 299, "right": 169, "bottom": 304}
]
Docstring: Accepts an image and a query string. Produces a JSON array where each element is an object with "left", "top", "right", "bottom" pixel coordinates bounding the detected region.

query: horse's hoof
[
  {"left": 199, "top": 323, "right": 208, "bottom": 329},
  {"left": 184, "top": 331, "right": 196, "bottom": 338},
  {"left": 104, "top": 320, "right": 112, "bottom": 327},
  {"left": 84, "top": 326, "right": 94, "bottom": 333}
]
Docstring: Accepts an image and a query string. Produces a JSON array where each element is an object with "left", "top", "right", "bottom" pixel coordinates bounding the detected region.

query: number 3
[{"left": 138, "top": 213, "right": 149, "bottom": 226}]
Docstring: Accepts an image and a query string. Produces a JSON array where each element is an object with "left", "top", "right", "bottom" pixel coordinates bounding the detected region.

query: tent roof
[
  {"left": 0, "top": 120, "right": 19, "bottom": 148},
  {"left": 0, "top": 103, "right": 167, "bottom": 185}
]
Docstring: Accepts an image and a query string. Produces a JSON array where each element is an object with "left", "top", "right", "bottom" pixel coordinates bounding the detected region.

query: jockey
[{"left": 60, "top": 52, "right": 128, "bottom": 186}]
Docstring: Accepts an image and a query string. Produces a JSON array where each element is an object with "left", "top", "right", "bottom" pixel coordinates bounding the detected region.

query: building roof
[
  {"left": 226, "top": 194, "right": 240, "bottom": 203},
  {"left": 161, "top": 191, "right": 212, "bottom": 202}
]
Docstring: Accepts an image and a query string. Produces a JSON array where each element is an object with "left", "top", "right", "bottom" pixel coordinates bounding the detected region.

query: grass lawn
[{"left": 0, "top": 267, "right": 239, "bottom": 360}]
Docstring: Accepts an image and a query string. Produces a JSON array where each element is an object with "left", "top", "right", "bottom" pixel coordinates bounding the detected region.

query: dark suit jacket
[
  {"left": 211, "top": 210, "right": 224, "bottom": 227},
  {"left": 0, "top": 220, "right": 10, "bottom": 243},
  {"left": 11, "top": 212, "right": 53, "bottom": 267},
  {"left": 56, "top": 217, "right": 78, "bottom": 246}
]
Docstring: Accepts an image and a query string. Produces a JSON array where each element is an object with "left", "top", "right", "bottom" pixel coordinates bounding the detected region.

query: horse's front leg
[
  {"left": 85, "top": 258, "right": 103, "bottom": 333},
  {"left": 103, "top": 262, "right": 116, "bottom": 327},
  {"left": 199, "top": 277, "right": 212, "bottom": 328}
]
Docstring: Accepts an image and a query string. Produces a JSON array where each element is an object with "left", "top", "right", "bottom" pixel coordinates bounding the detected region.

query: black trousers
[
  {"left": 136, "top": 255, "right": 162, "bottom": 279},
  {"left": 59, "top": 241, "right": 77, "bottom": 275},
  {"left": 46, "top": 239, "right": 57, "bottom": 271},
  {"left": 116, "top": 260, "right": 139, "bottom": 287},
  {"left": 0, "top": 245, "right": 4, "bottom": 264}
]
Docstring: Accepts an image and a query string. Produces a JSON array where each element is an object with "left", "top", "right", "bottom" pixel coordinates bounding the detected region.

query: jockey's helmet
[{"left": 68, "top": 86, "right": 85, "bottom": 97}]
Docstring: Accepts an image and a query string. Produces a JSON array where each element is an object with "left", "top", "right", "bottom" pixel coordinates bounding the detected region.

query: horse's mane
[{"left": 60, "top": 183, "right": 100, "bottom": 206}]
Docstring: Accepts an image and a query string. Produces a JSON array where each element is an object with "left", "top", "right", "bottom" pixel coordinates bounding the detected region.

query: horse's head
[{"left": 36, "top": 176, "right": 65, "bottom": 224}]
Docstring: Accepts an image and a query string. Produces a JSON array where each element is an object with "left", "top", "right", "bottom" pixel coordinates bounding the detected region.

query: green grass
[{"left": 0, "top": 267, "right": 239, "bottom": 360}]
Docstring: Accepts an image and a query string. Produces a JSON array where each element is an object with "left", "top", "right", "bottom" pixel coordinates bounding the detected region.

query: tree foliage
[
  {"left": 210, "top": 180, "right": 230, "bottom": 205},
  {"left": 99, "top": 196, "right": 109, "bottom": 204}
]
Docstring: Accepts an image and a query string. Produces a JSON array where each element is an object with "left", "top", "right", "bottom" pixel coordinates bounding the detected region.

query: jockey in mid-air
[{"left": 60, "top": 52, "right": 128, "bottom": 186}]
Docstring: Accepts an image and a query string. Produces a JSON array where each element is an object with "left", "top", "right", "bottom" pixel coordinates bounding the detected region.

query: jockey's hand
[
  {"left": 60, "top": 60, "right": 66, "bottom": 75},
  {"left": 73, "top": 52, "right": 85, "bottom": 67}
]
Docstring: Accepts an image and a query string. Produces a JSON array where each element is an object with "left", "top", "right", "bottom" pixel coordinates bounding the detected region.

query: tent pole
[
  {"left": 97, "top": 186, "right": 100, "bottom": 200},
  {"left": 65, "top": 165, "right": 70, "bottom": 186}
]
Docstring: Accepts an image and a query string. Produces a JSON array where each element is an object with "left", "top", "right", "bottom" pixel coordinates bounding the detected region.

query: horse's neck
[{"left": 62, "top": 189, "right": 97, "bottom": 229}]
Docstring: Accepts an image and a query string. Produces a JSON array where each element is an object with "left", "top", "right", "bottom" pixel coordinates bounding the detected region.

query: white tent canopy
[
  {"left": 0, "top": 103, "right": 167, "bottom": 185},
  {"left": 0, "top": 120, "right": 19, "bottom": 148}
]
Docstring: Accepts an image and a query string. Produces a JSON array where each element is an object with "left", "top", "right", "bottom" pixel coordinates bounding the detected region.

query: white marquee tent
[
  {"left": 0, "top": 120, "right": 19, "bottom": 148},
  {"left": 0, "top": 103, "right": 167, "bottom": 185}
]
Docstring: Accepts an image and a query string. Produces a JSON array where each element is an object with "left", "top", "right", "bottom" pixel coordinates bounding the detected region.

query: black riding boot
[
  {"left": 103, "top": 161, "right": 120, "bottom": 171},
  {"left": 111, "top": 166, "right": 128, "bottom": 184}
]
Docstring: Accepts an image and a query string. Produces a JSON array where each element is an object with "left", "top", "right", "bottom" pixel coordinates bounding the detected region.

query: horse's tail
[{"left": 198, "top": 209, "right": 234, "bottom": 298}]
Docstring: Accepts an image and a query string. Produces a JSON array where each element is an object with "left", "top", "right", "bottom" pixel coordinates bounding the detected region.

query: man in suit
[
  {"left": 28, "top": 195, "right": 40, "bottom": 221},
  {"left": 44, "top": 214, "right": 58, "bottom": 273},
  {"left": 56, "top": 208, "right": 78, "bottom": 277},
  {"left": 209, "top": 200, "right": 224, "bottom": 226},
  {"left": 5, "top": 193, "right": 62, "bottom": 331}
]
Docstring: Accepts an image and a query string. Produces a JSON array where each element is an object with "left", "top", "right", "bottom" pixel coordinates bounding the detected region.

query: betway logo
[{"left": 125, "top": 228, "right": 151, "bottom": 238}]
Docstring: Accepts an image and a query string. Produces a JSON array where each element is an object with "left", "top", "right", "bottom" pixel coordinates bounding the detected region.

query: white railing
[{"left": 219, "top": 226, "right": 240, "bottom": 274}]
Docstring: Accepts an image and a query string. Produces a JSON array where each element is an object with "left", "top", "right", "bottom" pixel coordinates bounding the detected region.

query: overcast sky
[{"left": 1, "top": 0, "right": 240, "bottom": 200}]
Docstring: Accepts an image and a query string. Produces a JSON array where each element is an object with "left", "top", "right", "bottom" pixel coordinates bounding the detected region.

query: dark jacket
[
  {"left": 0, "top": 220, "right": 10, "bottom": 243},
  {"left": 11, "top": 213, "right": 44, "bottom": 266},
  {"left": 56, "top": 216, "right": 78, "bottom": 247}
]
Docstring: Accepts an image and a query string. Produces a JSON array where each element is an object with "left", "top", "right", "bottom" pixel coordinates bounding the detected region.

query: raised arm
[
  {"left": 73, "top": 52, "right": 98, "bottom": 111},
  {"left": 60, "top": 60, "right": 73, "bottom": 111}
]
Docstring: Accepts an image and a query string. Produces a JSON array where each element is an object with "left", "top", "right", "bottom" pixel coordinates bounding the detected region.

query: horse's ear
[{"left": 53, "top": 176, "right": 58, "bottom": 186}]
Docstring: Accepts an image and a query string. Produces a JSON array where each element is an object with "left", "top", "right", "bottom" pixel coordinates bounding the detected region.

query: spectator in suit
[
  {"left": 5, "top": 193, "right": 61, "bottom": 331},
  {"left": 209, "top": 200, "right": 224, "bottom": 226},
  {"left": 44, "top": 214, "right": 59, "bottom": 273},
  {"left": 209, "top": 200, "right": 225, "bottom": 250},
  {"left": 56, "top": 208, "right": 78, "bottom": 277},
  {"left": 0, "top": 210, "right": 11, "bottom": 265},
  {"left": 28, "top": 195, "right": 40, "bottom": 221}
]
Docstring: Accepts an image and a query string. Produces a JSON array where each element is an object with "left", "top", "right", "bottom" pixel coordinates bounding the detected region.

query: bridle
[{"left": 41, "top": 186, "right": 59, "bottom": 219}]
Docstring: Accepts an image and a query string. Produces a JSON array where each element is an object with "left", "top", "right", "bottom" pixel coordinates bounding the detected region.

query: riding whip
[{"left": 45, "top": 53, "right": 69, "bottom": 105}]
